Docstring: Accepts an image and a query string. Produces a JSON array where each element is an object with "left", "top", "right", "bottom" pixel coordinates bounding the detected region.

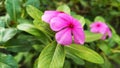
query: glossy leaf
[
  {"left": 94, "top": 16, "right": 105, "bottom": 22},
  {"left": 112, "top": 33, "right": 120, "bottom": 45},
  {"left": 0, "top": 53, "right": 18, "bottom": 68},
  {"left": 17, "top": 23, "right": 51, "bottom": 45},
  {"left": 38, "top": 41, "right": 65, "bottom": 68},
  {"left": 33, "top": 20, "right": 55, "bottom": 37},
  {"left": 57, "top": 4, "right": 71, "bottom": 14},
  {"left": 0, "top": 28, "right": 17, "bottom": 43},
  {"left": 65, "top": 44, "right": 104, "bottom": 64},
  {"left": 66, "top": 52, "right": 85, "bottom": 65},
  {"left": 97, "top": 42, "right": 112, "bottom": 55},
  {"left": 26, "top": 5, "right": 43, "bottom": 20},
  {"left": 5, "top": 0, "right": 21, "bottom": 21},
  {"left": 85, "top": 31, "right": 102, "bottom": 42}
]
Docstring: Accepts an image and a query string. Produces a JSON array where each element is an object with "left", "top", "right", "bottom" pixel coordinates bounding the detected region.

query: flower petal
[
  {"left": 58, "top": 13, "right": 73, "bottom": 23},
  {"left": 42, "top": 11, "right": 61, "bottom": 23},
  {"left": 55, "top": 28, "right": 72, "bottom": 45},
  {"left": 90, "top": 22, "right": 108, "bottom": 34},
  {"left": 72, "top": 18, "right": 82, "bottom": 28},
  {"left": 107, "top": 28, "right": 112, "bottom": 38},
  {"left": 90, "top": 22, "right": 107, "bottom": 28},
  {"left": 101, "top": 31, "right": 107, "bottom": 40},
  {"left": 58, "top": 13, "right": 82, "bottom": 28},
  {"left": 90, "top": 27, "right": 99, "bottom": 33},
  {"left": 50, "top": 17, "right": 69, "bottom": 31},
  {"left": 72, "top": 28, "right": 85, "bottom": 44},
  {"left": 101, "top": 28, "right": 112, "bottom": 40}
]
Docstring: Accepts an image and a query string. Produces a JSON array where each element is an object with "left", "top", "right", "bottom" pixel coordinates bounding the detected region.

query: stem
[
  {"left": 111, "top": 49, "right": 120, "bottom": 53},
  {"left": 0, "top": 46, "right": 6, "bottom": 49}
]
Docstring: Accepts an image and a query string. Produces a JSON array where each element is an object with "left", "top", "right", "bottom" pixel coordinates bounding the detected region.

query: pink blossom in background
[
  {"left": 42, "top": 11, "right": 85, "bottom": 45},
  {"left": 90, "top": 22, "right": 112, "bottom": 40}
]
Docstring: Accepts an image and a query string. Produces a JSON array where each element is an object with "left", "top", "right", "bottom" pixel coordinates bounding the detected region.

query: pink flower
[
  {"left": 90, "top": 22, "right": 112, "bottom": 40},
  {"left": 42, "top": 11, "right": 63, "bottom": 23},
  {"left": 42, "top": 11, "right": 85, "bottom": 45}
]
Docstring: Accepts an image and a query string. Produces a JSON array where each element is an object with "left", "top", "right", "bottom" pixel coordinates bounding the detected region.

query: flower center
[
  {"left": 59, "top": 11, "right": 64, "bottom": 13},
  {"left": 97, "top": 24, "right": 100, "bottom": 27},
  {"left": 69, "top": 23, "right": 74, "bottom": 28}
]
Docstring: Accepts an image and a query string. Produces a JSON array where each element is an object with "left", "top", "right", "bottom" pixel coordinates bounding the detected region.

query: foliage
[{"left": 0, "top": 0, "right": 120, "bottom": 68}]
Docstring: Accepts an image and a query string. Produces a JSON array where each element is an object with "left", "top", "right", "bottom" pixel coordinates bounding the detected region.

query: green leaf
[
  {"left": 65, "top": 44, "right": 104, "bottom": 64},
  {"left": 5, "top": 35, "right": 33, "bottom": 52},
  {"left": 33, "top": 20, "right": 55, "bottom": 37},
  {"left": 38, "top": 41, "right": 65, "bottom": 68},
  {"left": 33, "top": 44, "right": 45, "bottom": 52},
  {"left": 97, "top": 42, "right": 112, "bottom": 55},
  {"left": 57, "top": 4, "right": 71, "bottom": 14},
  {"left": 85, "top": 19, "right": 92, "bottom": 26},
  {"left": 17, "top": 23, "right": 51, "bottom": 45},
  {"left": 94, "top": 16, "right": 105, "bottom": 22},
  {"left": 100, "top": 54, "right": 113, "bottom": 68},
  {"left": 14, "top": 53, "right": 24, "bottom": 63},
  {"left": 63, "top": 60, "right": 71, "bottom": 68},
  {"left": 85, "top": 31, "right": 102, "bottom": 42},
  {"left": 26, "top": 5, "right": 43, "bottom": 20},
  {"left": 34, "top": 59, "right": 38, "bottom": 68},
  {"left": 25, "top": 0, "right": 40, "bottom": 8},
  {"left": 0, "top": 28, "right": 17, "bottom": 43},
  {"left": 0, "top": 20, "right": 5, "bottom": 27},
  {"left": 0, "top": 53, "right": 18, "bottom": 68},
  {"left": 66, "top": 52, "right": 85, "bottom": 65},
  {"left": 112, "top": 33, "right": 120, "bottom": 45},
  {"left": 73, "top": 15, "right": 85, "bottom": 27},
  {"left": 5, "top": 0, "right": 21, "bottom": 21},
  {"left": 17, "top": 18, "right": 33, "bottom": 24},
  {"left": 108, "top": 24, "right": 116, "bottom": 34},
  {"left": 0, "top": 14, "right": 11, "bottom": 27},
  {"left": 109, "top": 53, "right": 120, "bottom": 64},
  {"left": 85, "top": 62, "right": 99, "bottom": 68}
]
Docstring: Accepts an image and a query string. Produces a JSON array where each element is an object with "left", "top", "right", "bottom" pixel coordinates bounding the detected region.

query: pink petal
[
  {"left": 101, "top": 32, "right": 107, "bottom": 40},
  {"left": 90, "top": 22, "right": 108, "bottom": 34},
  {"left": 107, "top": 28, "right": 112, "bottom": 38},
  {"left": 55, "top": 28, "right": 72, "bottom": 45},
  {"left": 99, "top": 27, "right": 107, "bottom": 34},
  {"left": 50, "top": 17, "right": 69, "bottom": 31},
  {"left": 90, "top": 27, "right": 99, "bottom": 33},
  {"left": 72, "top": 18, "right": 82, "bottom": 28},
  {"left": 72, "top": 28, "right": 85, "bottom": 44},
  {"left": 41, "top": 11, "right": 61, "bottom": 23},
  {"left": 58, "top": 13, "right": 82, "bottom": 28},
  {"left": 90, "top": 22, "right": 107, "bottom": 28},
  {"left": 57, "top": 13, "right": 73, "bottom": 23},
  {"left": 101, "top": 28, "right": 112, "bottom": 40}
]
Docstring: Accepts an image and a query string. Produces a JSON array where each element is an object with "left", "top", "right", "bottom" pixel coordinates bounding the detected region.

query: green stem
[
  {"left": 0, "top": 46, "right": 6, "bottom": 49},
  {"left": 111, "top": 49, "right": 120, "bottom": 53}
]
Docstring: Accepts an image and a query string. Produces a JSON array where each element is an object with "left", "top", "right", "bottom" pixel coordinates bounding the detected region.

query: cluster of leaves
[{"left": 0, "top": 0, "right": 120, "bottom": 68}]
